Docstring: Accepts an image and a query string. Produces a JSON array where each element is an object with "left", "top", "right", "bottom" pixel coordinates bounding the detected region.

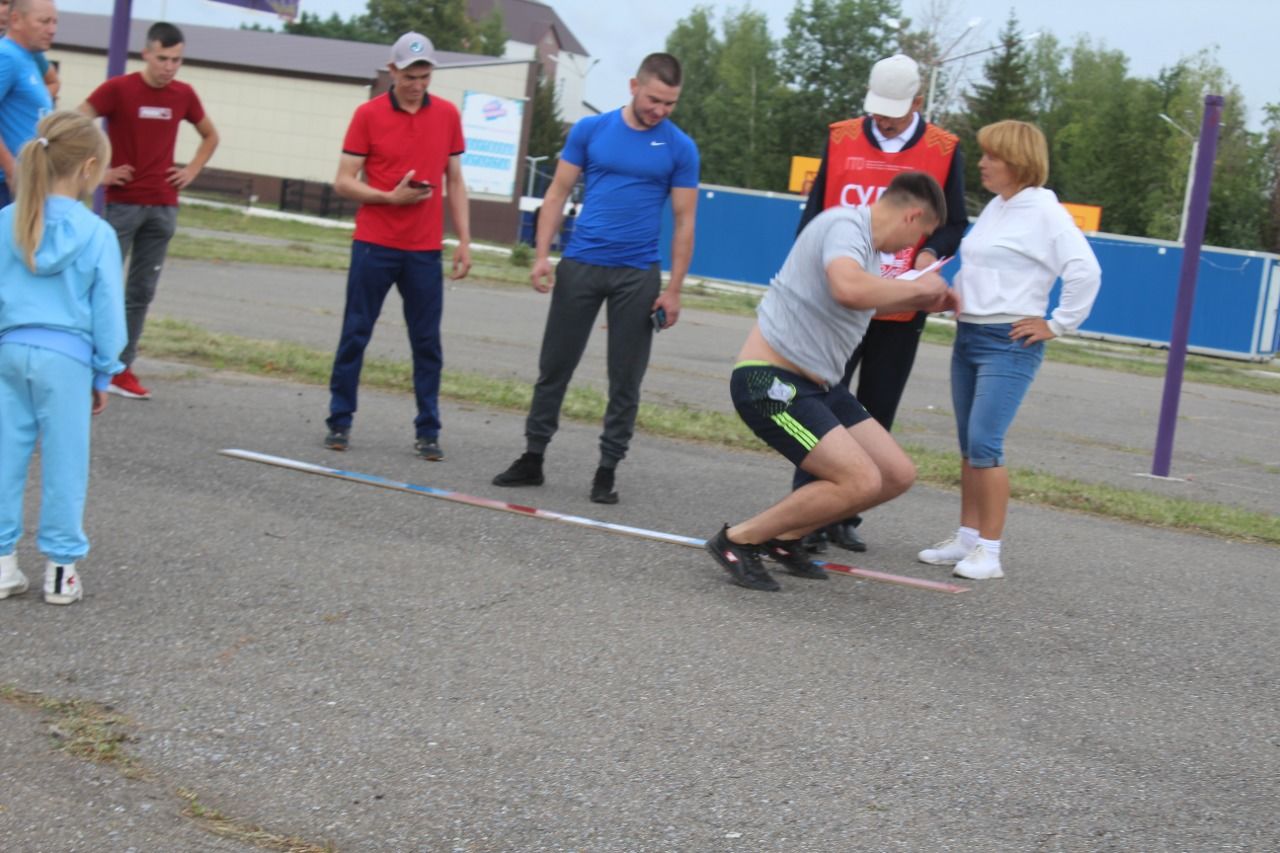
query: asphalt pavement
[{"left": 0, "top": 259, "right": 1277, "bottom": 851}]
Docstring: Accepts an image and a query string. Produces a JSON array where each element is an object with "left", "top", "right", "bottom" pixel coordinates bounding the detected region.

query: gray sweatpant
[
  {"left": 106, "top": 203, "right": 179, "bottom": 367},
  {"left": 525, "top": 258, "right": 662, "bottom": 467}
]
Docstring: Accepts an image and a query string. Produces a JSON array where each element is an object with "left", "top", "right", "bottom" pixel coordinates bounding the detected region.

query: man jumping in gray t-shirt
[{"left": 706, "top": 172, "right": 959, "bottom": 592}]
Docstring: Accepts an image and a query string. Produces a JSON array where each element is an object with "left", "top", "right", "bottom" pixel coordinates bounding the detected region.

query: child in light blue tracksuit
[{"left": 0, "top": 112, "right": 125, "bottom": 605}]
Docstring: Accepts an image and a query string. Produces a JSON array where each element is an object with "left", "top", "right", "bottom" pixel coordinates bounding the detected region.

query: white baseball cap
[
  {"left": 863, "top": 54, "right": 921, "bottom": 118},
  {"left": 390, "top": 32, "right": 438, "bottom": 69}
]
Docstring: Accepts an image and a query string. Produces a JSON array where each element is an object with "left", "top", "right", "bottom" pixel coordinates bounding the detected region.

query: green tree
[
  {"left": 1025, "top": 32, "right": 1067, "bottom": 120},
  {"left": 365, "top": 0, "right": 469, "bottom": 50},
  {"left": 1264, "top": 103, "right": 1280, "bottom": 252},
  {"left": 965, "top": 12, "right": 1036, "bottom": 126},
  {"left": 665, "top": 6, "right": 722, "bottom": 174},
  {"left": 957, "top": 11, "right": 1038, "bottom": 208},
  {"left": 526, "top": 73, "right": 565, "bottom": 161},
  {"left": 1155, "top": 52, "right": 1270, "bottom": 249},
  {"left": 704, "top": 9, "right": 785, "bottom": 189},
  {"left": 248, "top": 11, "right": 380, "bottom": 40},
  {"left": 778, "top": 0, "right": 903, "bottom": 160},
  {"left": 1042, "top": 40, "right": 1164, "bottom": 235},
  {"left": 473, "top": 8, "right": 507, "bottom": 57},
  {"left": 246, "top": 0, "right": 505, "bottom": 56}
]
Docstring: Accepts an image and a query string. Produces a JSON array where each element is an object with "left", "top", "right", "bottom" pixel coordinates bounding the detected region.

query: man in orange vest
[{"left": 794, "top": 53, "right": 967, "bottom": 555}]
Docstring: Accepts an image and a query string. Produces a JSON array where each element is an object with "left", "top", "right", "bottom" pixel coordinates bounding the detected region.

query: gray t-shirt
[{"left": 757, "top": 206, "right": 878, "bottom": 386}]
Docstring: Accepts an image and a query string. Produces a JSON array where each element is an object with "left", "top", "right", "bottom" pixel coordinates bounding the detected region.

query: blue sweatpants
[{"left": 0, "top": 343, "right": 94, "bottom": 564}]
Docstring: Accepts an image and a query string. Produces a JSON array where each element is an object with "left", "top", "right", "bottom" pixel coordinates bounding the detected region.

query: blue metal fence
[{"left": 656, "top": 184, "right": 1280, "bottom": 360}]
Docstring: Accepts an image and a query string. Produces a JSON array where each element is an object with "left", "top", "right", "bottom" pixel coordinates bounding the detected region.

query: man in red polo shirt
[
  {"left": 323, "top": 32, "right": 471, "bottom": 461},
  {"left": 78, "top": 21, "right": 220, "bottom": 401}
]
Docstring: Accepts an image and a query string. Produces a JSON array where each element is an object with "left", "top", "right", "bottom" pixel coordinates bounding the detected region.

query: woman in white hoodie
[{"left": 918, "top": 120, "right": 1101, "bottom": 580}]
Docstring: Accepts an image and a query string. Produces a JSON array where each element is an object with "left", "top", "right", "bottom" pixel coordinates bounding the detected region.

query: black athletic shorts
[{"left": 730, "top": 361, "right": 872, "bottom": 467}]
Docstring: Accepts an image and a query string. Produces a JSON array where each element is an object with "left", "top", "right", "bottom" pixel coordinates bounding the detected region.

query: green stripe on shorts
[{"left": 772, "top": 411, "right": 819, "bottom": 450}]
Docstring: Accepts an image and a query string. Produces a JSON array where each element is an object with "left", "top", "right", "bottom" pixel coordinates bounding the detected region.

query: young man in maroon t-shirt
[
  {"left": 322, "top": 32, "right": 471, "bottom": 461},
  {"left": 78, "top": 21, "right": 219, "bottom": 400}
]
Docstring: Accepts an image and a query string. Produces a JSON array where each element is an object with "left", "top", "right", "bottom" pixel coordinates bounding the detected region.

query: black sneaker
[
  {"left": 415, "top": 437, "right": 444, "bottom": 461},
  {"left": 763, "top": 538, "right": 828, "bottom": 580},
  {"left": 492, "top": 452, "right": 544, "bottom": 486},
  {"left": 800, "top": 530, "right": 828, "bottom": 554},
  {"left": 827, "top": 517, "right": 867, "bottom": 553},
  {"left": 324, "top": 429, "right": 349, "bottom": 451},
  {"left": 705, "top": 525, "right": 780, "bottom": 592},
  {"left": 590, "top": 466, "right": 619, "bottom": 504}
]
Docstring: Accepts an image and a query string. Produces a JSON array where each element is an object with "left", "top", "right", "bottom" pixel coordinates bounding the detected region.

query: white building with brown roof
[
  {"left": 51, "top": 12, "right": 538, "bottom": 242},
  {"left": 468, "top": 0, "right": 597, "bottom": 121}
]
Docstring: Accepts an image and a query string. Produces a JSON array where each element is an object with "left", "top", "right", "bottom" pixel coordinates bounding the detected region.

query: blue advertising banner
[{"left": 206, "top": 0, "right": 300, "bottom": 20}]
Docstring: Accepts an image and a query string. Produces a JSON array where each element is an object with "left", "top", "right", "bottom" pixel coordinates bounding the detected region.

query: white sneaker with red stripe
[
  {"left": 109, "top": 367, "right": 151, "bottom": 399},
  {"left": 44, "top": 561, "right": 83, "bottom": 605}
]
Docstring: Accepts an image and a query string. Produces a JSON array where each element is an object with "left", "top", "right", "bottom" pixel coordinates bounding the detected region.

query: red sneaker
[{"left": 108, "top": 367, "right": 152, "bottom": 400}]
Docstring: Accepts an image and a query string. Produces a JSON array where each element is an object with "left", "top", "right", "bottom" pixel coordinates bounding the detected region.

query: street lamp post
[
  {"left": 925, "top": 30, "right": 1041, "bottom": 124},
  {"left": 925, "top": 18, "right": 981, "bottom": 124},
  {"left": 525, "top": 155, "right": 549, "bottom": 198},
  {"left": 1158, "top": 112, "right": 1198, "bottom": 244}
]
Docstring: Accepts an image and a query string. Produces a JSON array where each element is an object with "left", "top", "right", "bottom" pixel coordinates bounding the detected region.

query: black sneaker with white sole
[
  {"left": 762, "top": 538, "right": 828, "bottom": 579},
  {"left": 800, "top": 530, "right": 828, "bottom": 554},
  {"left": 590, "top": 466, "right": 619, "bottom": 504},
  {"left": 492, "top": 452, "right": 544, "bottom": 486},
  {"left": 826, "top": 516, "right": 867, "bottom": 552},
  {"left": 705, "top": 525, "right": 780, "bottom": 592},
  {"left": 415, "top": 437, "right": 444, "bottom": 461}
]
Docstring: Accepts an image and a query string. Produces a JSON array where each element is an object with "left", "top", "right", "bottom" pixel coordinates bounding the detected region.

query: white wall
[
  {"left": 553, "top": 51, "right": 595, "bottom": 123},
  {"left": 51, "top": 51, "right": 531, "bottom": 184}
]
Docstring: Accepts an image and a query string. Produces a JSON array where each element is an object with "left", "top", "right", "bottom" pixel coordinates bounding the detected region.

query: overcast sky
[{"left": 71, "top": 0, "right": 1277, "bottom": 129}]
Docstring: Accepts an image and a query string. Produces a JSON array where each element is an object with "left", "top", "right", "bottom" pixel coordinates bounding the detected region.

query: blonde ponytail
[{"left": 13, "top": 111, "right": 111, "bottom": 271}]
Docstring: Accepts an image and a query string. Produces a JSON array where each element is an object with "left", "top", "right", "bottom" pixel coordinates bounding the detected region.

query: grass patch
[
  {"left": 169, "top": 233, "right": 350, "bottom": 270},
  {"left": 179, "top": 789, "right": 336, "bottom": 853},
  {"left": 172, "top": 205, "right": 1278, "bottom": 397},
  {"left": 922, "top": 320, "right": 1280, "bottom": 395},
  {"left": 145, "top": 317, "right": 761, "bottom": 449},
  {"left": 178, "top": 204, "right": 352, "bottom": 248},
  {"left": 143, "top": 317, "right": 1280, "bottom": 545},
  {"left": 2, "top": 683, "right": 334, "bottom": 851},
  {"left": 1, "top": 685, "right": 142, "bottom": 776},
  {"left": 898, "top": 444, "right": 1280, "bottom": 544}
]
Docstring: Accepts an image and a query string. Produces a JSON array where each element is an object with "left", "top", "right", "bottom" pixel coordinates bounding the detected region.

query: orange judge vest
[{"left": 822, "top": 117, "right": 958, "bottom": 321}]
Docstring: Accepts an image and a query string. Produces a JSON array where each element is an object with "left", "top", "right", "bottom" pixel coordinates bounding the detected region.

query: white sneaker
[
  {"left": 0, "top": 553, "right": 29, "bottom": 599},
  {"left": 44, "top": 561, "right": 83, "bottom": 605},
  {"left": 953, "top": 544, "right": 1004, "bottom": 580},
  {"left": 918, "top": 536, "right": 974, "bottom": 565}
]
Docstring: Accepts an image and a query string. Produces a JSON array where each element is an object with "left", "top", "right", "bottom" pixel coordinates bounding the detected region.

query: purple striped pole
[
  {"left": 1151, "top": 94, "right": 1224, "bottom": 478},
  {"left": 95, "top": 0, "right": 132, "bottom": 215},
  {"left": 107, "top": 0, "right": 133, "bottom": 79}
]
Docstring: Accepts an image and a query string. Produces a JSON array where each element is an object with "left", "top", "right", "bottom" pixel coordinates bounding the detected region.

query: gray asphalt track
[
  {"left": 157, "top": 259, "right": 1280, "bottom": 516},
  {"left": 0, "top": 259, "right": 1276, "bottom": 851}
]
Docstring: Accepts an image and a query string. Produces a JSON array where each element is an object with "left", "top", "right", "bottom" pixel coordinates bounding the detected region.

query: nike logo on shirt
[{"left": 650, "top": 141, "right": 666, "bottom": 146}]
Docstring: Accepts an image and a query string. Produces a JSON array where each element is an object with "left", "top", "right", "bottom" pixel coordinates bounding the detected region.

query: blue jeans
[
  {"left": 951, "top": 322, "right": 1044, "bottom": 468},
  {"left": 327, "top": 241, "right": 444, "bottom": 439}
]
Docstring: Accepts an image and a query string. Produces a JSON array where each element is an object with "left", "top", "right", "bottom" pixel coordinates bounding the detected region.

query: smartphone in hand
[{"left": 650, "top": 307, "right": 667, "bottom": 332}]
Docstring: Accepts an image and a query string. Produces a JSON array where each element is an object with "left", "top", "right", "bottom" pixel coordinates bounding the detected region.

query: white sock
[
  {"left": 977, "top": 537, "right": 1002, "bottom": 560},
  {"left": 958, "top": 526, "right": 979, "bottom": 548}
]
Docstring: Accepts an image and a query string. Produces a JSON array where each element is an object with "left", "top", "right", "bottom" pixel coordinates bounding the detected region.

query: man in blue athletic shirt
[
  {"left": 0, "top": 0, "right": 55, "bottom": 208},
  {"left": 493, "top": 52, "right": 699, "bottom": 504}
]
